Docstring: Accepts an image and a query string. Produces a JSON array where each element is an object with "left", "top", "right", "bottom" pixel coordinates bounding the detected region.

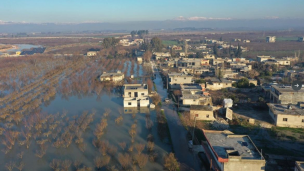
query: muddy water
[{"left": 0, "top": 63, "right": 171, "bottom": 171}]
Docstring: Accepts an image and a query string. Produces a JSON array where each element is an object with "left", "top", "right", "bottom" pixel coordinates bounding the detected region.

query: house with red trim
[{"left": 201, "top": 130, "right": 266, "bottom": 171}]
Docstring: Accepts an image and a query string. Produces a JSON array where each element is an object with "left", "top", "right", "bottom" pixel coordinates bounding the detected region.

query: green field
[{"left": 162, "top": 40, "right": 179, "bottom": 46}]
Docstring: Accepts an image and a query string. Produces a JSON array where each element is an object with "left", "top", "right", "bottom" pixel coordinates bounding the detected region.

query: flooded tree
[
  {"left": 135, "top": 143, "right": 145, "bottom": 154},
  {"left": 92, "top": 139, "right": 102, "bottom": 148},
  {"left": 146, "top": 141, "right": 154, "bottom": 152},
  {"left": 115, "top": 116, "right": 123, "bottom": 124},
  {"left": 5, "top": 161, "right": 14, "bottom": 171},
  {"left": 61, "top": 160, "right": 72, "bottom": 171},
  {"left": 118, "top": 153, "right": 131, "bottom": 170},
  {"left": 164, "top": 153, "right": 180, "bottom": 171},
  {"left": 107, "top": 145, "right": 117, "bottom": 157},
  {"left": 15, "top": 161, "right": 25, "bottom": 171},
  {"left": 149, "top": 152, "right": 158, "bottom": 162},
  {"left": 119, "top": 142, "right": 126, "bottom": 151},
  {"left": 99, "top": 140, "right": 109, "bottom": 156},
  {"left": 137, "top": 154, "right": 148, "bottom": 169}
]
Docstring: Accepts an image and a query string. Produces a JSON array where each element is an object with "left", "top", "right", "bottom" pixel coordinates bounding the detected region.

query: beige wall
[
  {"left": 275, "top": 113, "right": 304, "bottom": 128},
  {"left": 223, "top": 159, "right": 266, "bottom": 171},
  {"left": 190, "top": 110, "right": 214, "bottom": 121},
  {"left": 206, "top": 82, "right": 232, "bottom": 90}
]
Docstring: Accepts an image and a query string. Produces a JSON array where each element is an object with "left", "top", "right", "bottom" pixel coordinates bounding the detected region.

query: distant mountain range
[{"left": 0, "top": 19, "right": 304, "bottom": 33}]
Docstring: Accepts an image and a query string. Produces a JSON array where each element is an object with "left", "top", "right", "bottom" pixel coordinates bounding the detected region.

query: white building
[
  {"left": 123, "top": 84, "right": 149, "bottom": 107},
  {"left": 100, "top": 71, "right": 124, "bottom": 82},
  {"left": 266, "top": 36, "right": 276, "bottom": 43}
]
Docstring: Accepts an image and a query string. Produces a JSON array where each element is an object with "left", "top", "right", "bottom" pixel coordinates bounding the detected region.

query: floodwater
[
  {"left": 0, "top": 62, "right": 171, "bottom": 171},
  {"left": 0, "top": 44, "right": 41, "bottom": 55}
]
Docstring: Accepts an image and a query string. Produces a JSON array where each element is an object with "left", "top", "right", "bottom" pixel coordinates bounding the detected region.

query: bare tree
[
  {"left": 135, "top": 143, "right": 145, "bottom": 154},
  {"left": 119, "top": 142, "right": 126, "bottom": 151},
  {"left": 147, "top": 141, "right": 154, "bottom": 152},
  {"left": 164, "top": 153, "right": 180, "bottom": 171},
  {"left": 118, "top": 153, "right": 131, "bottom": 170},
  {"left": 61, "top": 160, "right": 72, "bottom": 171}
]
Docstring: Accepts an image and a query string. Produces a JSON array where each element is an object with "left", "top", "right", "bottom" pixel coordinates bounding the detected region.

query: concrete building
[
  {"left": 243, "top": 40, "right": 250, "bottom": 43},
  {"left": 275, "top": 58, "right": 290, "bottom": 66},
  {"left": 181, "top": 88, "right": 212, "bottom": 106},
  {"left": 256, "top": 55, "right": 274, "bottom": 62},
  {"left": 213, "top": 58, "right": 226, "bottom": 66},
  {"left": 295, "top": 161, "right": 304, "bottom": 171},
  {"left": 123, "top": 84, "right": 149, "bottom": 107},
  {"left": 203, "top": 54, "right": 215, "bottom": 59},
  {"left": 270, "top": 85, "right": 304, "bottom": 104},
  {"left": 100, "top": 71, "right": 124, "bottom": 82},
  {"left": 168, "top": 72, "right": 194, "bottom": 89},
  {"left": 153, "top": 52, "right": 171, "bottom": 60},
  {"left": 172, "top": 45, "right": 182, "bottom": 50},
  {"left": 267, "top": 102, "right": 304, "bottom": 128},
  {"left": 137, "top": 56, "right": 143, "bottom": 63},
  {"left": 266, "top": 36, "right": 276, "bottom": 43},
  {"left": 87, "top": 51, "right": 97, "bottom": 57},
  {"left": 202, "top": 130, "right": 265, "bottom": 171},
  {"left": 233, "top": 39, "right": 242, "bottom": 42},
  {"left": 206, "top": 78, "right": 233, "bottom": 90},
  {"left": 177, "top": 58, "right": 208, "bottom": 67},
  {"left": 298, "top": 37, "right": 304, "bottom": 42},
  {"left": 190, "top": 105, "right": 214, "bottom": 121}
]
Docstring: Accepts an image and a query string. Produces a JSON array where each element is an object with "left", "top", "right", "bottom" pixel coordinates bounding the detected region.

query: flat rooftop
[
  {"left": 296, "top": 161, "right": 304, "bottom": 171},
  {"left": 268, "top": 103, "right": 304, "bottom": 115},
  {"left": 100, "top": 72, "right": 124, "bottom": 77},
  {"left": 271, "top": 84, "right": 304, "bottom": 93},
  {"left": 181, "top": 84, "right": 202, "bottom": 90},
  {"left": 124, "top": 84, "right": 147, "bottom": 90},
  {"left": 204, "top": 131, "right": 262, "bottom": 160}
]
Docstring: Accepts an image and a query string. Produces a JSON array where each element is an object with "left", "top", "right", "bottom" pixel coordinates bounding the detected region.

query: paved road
[{"left": 152, "top": 63, "right": 204, "bottom": 171}]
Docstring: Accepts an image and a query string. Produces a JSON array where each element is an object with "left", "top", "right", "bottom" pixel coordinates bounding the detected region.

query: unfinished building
[{"left": 202, "top": 130, "right": 265, "bottom": 171}]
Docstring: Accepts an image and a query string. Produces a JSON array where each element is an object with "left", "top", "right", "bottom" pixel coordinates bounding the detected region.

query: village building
[
  {"left": 201, "top": 130, "right": 265, "bottom": 171},
  {"left": 86, "top": 51, "right": 97, "bottom": 57},
  {"left": 270, "top": 85, "right": 304, "bottom": 104},
  {"left": 266, "top": 36, "right": 276, "bottom": 43},
  {"left": 190, "top": 105, "right": 215, "bottom": 121},
  {"left": 256, "top": 55, "right": 274, "bottom": 62},
  {"left": 206, "top": 78, "right": 233, "bottom": 90},
  {"left": 298, "top": 37, "right": 304, "bottom": 42},
  {"left": 100, "top": 71, "right": 124, "bottom": 82},
  {"left": 168, "top": 72, "right": 194, "bottom": 89},
  {"left": 295, "top": 161, "right": 304, "bottom": 171},
  {"left": 123, "top": 84, "right": 149, "bottom": 107},
  {"left": 153, "top": 52, "right": 171, "bottom": 60},
  {"left": 267, "top": 102, "right": 304, "bottom": 128}
]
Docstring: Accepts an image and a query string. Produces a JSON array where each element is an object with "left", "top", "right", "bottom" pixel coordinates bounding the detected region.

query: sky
[{"left": 1, "top": 0, "right": 304, "bottom": 23}]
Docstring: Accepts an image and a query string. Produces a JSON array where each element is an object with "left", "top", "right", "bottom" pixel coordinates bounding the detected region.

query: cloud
[{"left": 173, "top": 16, "right": 232, "bottom": 21}]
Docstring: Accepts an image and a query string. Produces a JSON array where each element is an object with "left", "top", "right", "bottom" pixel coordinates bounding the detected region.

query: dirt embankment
[{"left": 0, "top": 44, "right": 18, "bottom": 52}]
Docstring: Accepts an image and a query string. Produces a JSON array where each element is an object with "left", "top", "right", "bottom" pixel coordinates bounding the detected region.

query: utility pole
[{"left": 192, "top": 115, "right": 198, "bottom": 142}]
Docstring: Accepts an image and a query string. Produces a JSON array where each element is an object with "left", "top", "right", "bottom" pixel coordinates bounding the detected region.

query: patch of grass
[
  {"left": 162, "top": 40, "right": 179, "bottom": 46},
  {"left": 153, "top": 83, "right": 157, "bottom": 91},
  {"left": 275, "top": 127, "right": 304, "bottom": 134}
]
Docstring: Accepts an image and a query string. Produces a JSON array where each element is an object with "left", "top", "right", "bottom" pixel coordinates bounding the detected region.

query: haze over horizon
[{"left": 1, "top": 0, "right": 304, "bottom": 33}]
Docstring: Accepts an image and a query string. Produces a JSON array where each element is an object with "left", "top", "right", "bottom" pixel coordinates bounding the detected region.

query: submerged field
[{"left": 0, "top": 55, "right": 171, "bottom": 171}]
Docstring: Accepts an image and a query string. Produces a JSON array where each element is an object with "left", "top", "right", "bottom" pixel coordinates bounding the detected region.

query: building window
[
  {"left": 141, "top": 93, "right": 144, "bottom": 95},
  {"left": 283, "top": 118, "right": 288, "bottom": 122},
  {"left": 302, "top": 119, "right": 304, "bottom": 123},
  {"left": 206, "top": 115, "right": 209, "bottom": 118},
  {"left": 128, "top": 102, "right": 131, "bottom": 105},
  {"left": 184, "top": 77, "right": 186, "bottom": 79}
]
